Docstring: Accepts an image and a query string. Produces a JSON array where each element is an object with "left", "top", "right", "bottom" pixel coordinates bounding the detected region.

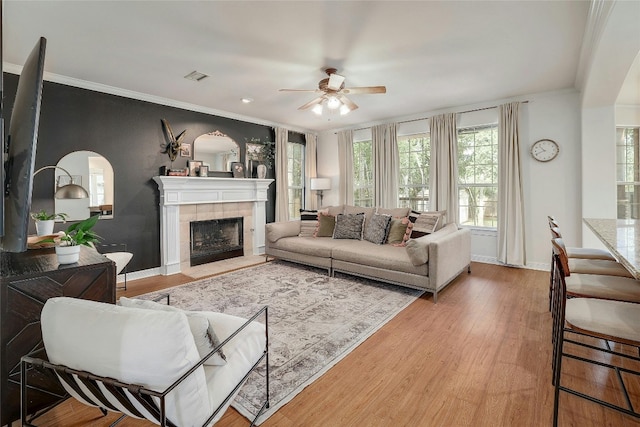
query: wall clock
[{"left": 530, "top": 139, "right": 559, "bottom": 162}]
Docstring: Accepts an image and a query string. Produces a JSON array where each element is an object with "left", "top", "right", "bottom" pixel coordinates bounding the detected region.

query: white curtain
[
  {"left": 429, "top": 113, "right": 459, "bottom": 223},
  {"left": 275, "top": 127, "right": 290, "bottom": 221},
  {"left": 304, "top": 133, "right": 318, "bottom": 210},
  {"left": 372, "top": 123, "right": 399, "bottom": 208},
  {"left": 497, "top": 102, "right": 526, "bottom": 266},
  {"left": 337, "top": 130, "right": 354, "bottom": 206}
]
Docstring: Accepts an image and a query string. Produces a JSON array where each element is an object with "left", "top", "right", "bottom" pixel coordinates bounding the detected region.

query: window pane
[
  {"left": 616, "top": 127, "right": 640, "bottom": 219},
  {"left": 457, "top": 124, "right": 498, "bottom": 228},
  {"left": 353, "top": 140, "right": 373, "bottom": 207},
  {"left": 287, "top": 142, "right": 304, "bottom": 218},
  {"left": 398, "top": 133, "right": 430, "bottom": 210}
]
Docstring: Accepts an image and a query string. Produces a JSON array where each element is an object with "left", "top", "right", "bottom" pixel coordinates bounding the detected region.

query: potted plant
[
  {"left": 30, "top": 209, "right": 68, "bottom": 236},
  {"left": 49, "top": 215, "right": 101, "bottom": 264}
]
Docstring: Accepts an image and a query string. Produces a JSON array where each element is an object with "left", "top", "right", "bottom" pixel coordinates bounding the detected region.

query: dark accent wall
[{"left": 3, "top": 73, "right": 299, "bottom": 273}]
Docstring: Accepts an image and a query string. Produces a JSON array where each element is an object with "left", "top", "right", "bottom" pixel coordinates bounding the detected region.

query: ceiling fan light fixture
[
  {"left": 326, "top": 96, "right": 341, "bottom": 110},
  {"left": 340, "top": 104, "right": 351, "bottom": 115},
  {"left": 312, "top": 104, "right": 323, "bottom": 115}
]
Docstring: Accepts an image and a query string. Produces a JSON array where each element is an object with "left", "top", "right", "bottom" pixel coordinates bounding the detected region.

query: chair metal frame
[
  {"left": 551, "top": 254, "right": 640, "bottom": 426},
  {"left": 21, "top": 306, "right": 270, "bottom": 427},
  {"left": 97, "top": 243, "right": 132, "bottom": 291}
]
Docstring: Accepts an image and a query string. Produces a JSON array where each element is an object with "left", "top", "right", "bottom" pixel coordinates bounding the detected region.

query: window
[
  {"left": 398, "top": 133, "right": 430, "bottom": 211},
  {"left": 457, "top": 124, "right": 498, "bottom": 228},
  {"left": 353, "top": 140, "right": 373, "bottom": 207},
  {"left": 287, "top": 142, "right": 305, "bottom": 219},
  {"left": 616, "top": 127, "right": 640, "bottom": 219}
]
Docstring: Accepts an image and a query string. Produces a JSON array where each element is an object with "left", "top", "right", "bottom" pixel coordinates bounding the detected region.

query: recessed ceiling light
[
  {"left": 184, "top": 71, "right": 208, "bottom": 82},
  {"left": 241, "top": 98, "right": 254, "bottom": 104}
]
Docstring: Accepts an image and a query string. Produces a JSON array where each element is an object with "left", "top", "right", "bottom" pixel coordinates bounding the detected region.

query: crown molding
[{"left": 2, "top": 62, "right": 311, "bottom": 134}]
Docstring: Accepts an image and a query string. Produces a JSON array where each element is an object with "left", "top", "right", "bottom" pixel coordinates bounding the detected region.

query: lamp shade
[
  {"left": 310, "top": 178, "right": 331, "bottom": 191},
  {"left": 55, "top": 183, "right": 89, "bottom": 199}
]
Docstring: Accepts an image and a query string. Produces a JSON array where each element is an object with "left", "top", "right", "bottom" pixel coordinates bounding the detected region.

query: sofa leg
[{"left": 467, "top": 264, "right": 471, "bottom": 274}]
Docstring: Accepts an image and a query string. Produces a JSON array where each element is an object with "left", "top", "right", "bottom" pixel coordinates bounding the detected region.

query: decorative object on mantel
[
  {"left": 160, "top": 118, "right": 187, "bottom": 168},
  {"left": 231, "top": 162, "right": 245, "bottom": 178},
  {"left": 199, "top": 165, "right": 209, "bottom": 177},
  {"left": 187, "top": 160, "right": 203, "bottom": 177},
  {"left": 245, "top": 137, "right": 275, "bottom": 178},
  {"left": 180, "top": 142, "right": 191, "bottom": 158},
  {"left": 167, "top": 168, "right": 188, "bottom": 176}
]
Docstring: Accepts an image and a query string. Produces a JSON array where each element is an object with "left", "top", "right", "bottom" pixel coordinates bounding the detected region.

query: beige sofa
[{"left": 265, "top": 209, "right": 471, "bottom": 303}]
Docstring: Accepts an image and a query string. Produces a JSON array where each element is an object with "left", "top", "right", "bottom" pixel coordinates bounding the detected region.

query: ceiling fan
[{"left": 279, "top": 68, "right": 386, "bottom": 115}]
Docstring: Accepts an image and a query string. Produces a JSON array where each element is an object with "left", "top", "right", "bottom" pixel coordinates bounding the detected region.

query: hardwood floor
[{"left": 32, "top": 262, "right": 640, "bottom": 426}]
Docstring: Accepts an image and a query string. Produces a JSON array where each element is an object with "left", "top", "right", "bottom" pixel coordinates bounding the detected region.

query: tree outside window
[
  {"left": 287, "top": 142, "right": 305, "bottom": 219},
  {"left": 457, "top": 125, "right": 498, "bottom": 228},
  {"left": 616, "top": 127, "right": 640, "bottom": 219},
  {"left": 353, "top": 140, "right": 373, "bottom": 207},
  {"left": 398, "top": 133, "right": 430, "bottom": 211}
]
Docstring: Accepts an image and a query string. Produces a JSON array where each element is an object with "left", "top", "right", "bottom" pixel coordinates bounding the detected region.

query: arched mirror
[
  {"left": 55, "top": 151, "right": 114, "bottom": 220},
  {"left": 193, "top": 131, "right": 239, "bottom": 172}
]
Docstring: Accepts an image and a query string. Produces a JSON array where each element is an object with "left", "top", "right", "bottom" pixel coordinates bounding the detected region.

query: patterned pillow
[
  {"left": 332, "top": 213, "right": 365, "bottom": 240},
  {"left": 314, "top": 213, "right": 336, "bottom": 237},
  {"left": 363, "top": 213, "right": 392, "bottom": 245},
  {"left": 409, "top": 210, "right": 446, "bottom": 238}
]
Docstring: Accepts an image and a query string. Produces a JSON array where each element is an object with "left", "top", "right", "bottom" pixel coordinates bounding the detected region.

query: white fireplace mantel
[{"left": 153, "top": 176, "right": 273, "bottom": 275}]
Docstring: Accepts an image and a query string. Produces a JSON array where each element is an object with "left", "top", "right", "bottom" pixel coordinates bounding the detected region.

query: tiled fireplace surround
[{"left": 153, "top": 176, "right": 273, "bottom": 275}]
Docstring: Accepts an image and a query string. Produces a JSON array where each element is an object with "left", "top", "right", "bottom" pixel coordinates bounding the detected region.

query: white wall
[{"left": 316, "top": 89, "right": 582, "bottom": 270}]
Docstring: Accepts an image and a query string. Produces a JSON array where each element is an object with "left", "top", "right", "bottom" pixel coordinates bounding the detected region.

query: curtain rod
[{"left": 337, "top": 100, "right": 529, "bottom": 133}]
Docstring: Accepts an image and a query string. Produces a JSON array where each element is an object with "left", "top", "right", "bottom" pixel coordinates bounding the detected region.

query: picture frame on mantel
[{"left": 231, "top": 162, "right": 245, "bottom": 178}]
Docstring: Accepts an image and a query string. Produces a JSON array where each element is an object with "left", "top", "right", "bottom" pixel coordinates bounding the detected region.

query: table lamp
[{"left": 310, "top": 178, "right": 331, "bottom": 206}]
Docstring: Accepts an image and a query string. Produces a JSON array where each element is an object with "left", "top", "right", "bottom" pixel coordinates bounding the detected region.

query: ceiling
[{"left": 2, "top": 1, "right": 633, "bottom": 132}]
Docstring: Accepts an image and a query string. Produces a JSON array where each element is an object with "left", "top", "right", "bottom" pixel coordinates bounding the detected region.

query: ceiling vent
[{"left": 184, "top": 71, "right": 209, "bottom": 82}]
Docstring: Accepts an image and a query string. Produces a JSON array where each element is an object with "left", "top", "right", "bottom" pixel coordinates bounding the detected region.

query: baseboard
[
  {"left": 471, "top": 255, "right": 549, "bottom": 272},
  {"left": 124, "top": 267, "right": 161, "bottom": 282}
]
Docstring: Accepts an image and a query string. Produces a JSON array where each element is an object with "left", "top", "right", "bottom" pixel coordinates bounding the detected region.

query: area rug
[{"left": 138, "top": 260, "right": 424, "bottom": 424}]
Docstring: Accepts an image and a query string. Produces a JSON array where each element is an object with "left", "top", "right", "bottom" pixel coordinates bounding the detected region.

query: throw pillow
[
  {"left": 314, "top": 212, "right": 336, "bottom": 237},
  {"left": 299, "top": 209, "right": 327, "bottom": 237},
  {"left": 363, "top": 213, "right": 392, "bottom": 245},
  {"left": 119, "top": 297, "right": 227, "bottom": 365},
  {"left": 332, "top": 213, "right": 365, "bottom": 240},
  {"left": 409, "top": 210, "right": 447, "bottom": 238},
  {"left": 387, "top": 217, "right": 410, "bottom": 244}
]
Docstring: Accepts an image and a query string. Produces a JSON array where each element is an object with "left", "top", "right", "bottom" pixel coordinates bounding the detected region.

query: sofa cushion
[
  {"left": 322, "top": 205, "right": 344, "bottom": 216},
  {"left": 41, "top": 297, "right": 212, "bottom": 427},
  {"left": 331, "top": 240, "right": 428, "bottom": 276},
  {"left": 119, "top": 297, "right": 226, "bottom": 366},
  {"left": 405, "top": 223, "right": 459, "bottom": 266},
  {"left": 314, "top": 212, "right": 336, "bottom": 237},
  {"left": 376, "top": 207, "right": 410, "bottom": 218},
  {"left": 363, "top": 213, "right": 392, "bottom": 245},
  {"left": 269, "top": 236, "right": 336, "bottom": 258},
  {"left": 344, "top": 205, "right": 375, "bottom": 224},
  {"left": 333, "top": 213, "right": 365, "bottom": 240}
]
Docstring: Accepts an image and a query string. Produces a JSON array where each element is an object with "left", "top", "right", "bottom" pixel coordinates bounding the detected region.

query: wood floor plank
[{"left": 30, "top": 261, "right": 640, "bottom": 426}]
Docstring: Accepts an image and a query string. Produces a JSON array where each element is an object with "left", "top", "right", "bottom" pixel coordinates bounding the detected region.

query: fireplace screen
[{"left": 190, "top": 217, "right": 244, "bottom": 266}]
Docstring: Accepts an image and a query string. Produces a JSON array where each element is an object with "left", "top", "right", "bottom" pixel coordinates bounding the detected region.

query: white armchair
[{"left": 21, "top": 297, "right": 269, "bottom": 426}]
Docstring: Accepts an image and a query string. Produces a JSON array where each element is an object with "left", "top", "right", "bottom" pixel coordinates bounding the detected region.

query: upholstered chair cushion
[
  {"left": 119, "top": 297, "right": 227, "bottom": 365},
  {"left": 568, "top": 258, "right": 634, "bottom": 278},
  {"left": 41, "top": 297, "right": 212, "bottom": 426}
]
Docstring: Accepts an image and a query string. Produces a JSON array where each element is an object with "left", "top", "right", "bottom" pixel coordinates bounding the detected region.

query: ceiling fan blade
[
  {"left": 337, "top": 94, "right": 358, "bottom": 111},
  {"left": 298, "top": 96, "right": 325, "bottom": 111},
  {"left": 342, "top": 86, "right": 387, "bottom": 95},
  {"left": 279, "top": 88, "right": 322, "bottom": 93},
  {"left": 327, "top": 73, "right": 346, "bottom": 91}
]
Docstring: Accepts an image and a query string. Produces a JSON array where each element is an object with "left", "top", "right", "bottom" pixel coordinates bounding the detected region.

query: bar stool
[
  {"left": 551, "top": 238, "right": 640, "bottom": 303},
  {"left": 547, "top": 219, "right": 615, "bottom": 261},
  {"left": 550, "top": 250, "right": 640, "bottom": 426}
]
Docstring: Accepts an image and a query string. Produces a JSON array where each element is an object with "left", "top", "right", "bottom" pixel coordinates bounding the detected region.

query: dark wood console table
[{"left": 0, "top": 246, "right": 116, "bottom": 426}]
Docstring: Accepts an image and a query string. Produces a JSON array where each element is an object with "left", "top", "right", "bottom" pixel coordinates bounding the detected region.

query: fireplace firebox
[{"left": 190, "top": 217, "right": 243, "bottom": 266}]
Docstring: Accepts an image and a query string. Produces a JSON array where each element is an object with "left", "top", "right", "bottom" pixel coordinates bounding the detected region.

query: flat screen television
[{"left": 1, "top": 37, "right": 47, "bottom": 252}]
